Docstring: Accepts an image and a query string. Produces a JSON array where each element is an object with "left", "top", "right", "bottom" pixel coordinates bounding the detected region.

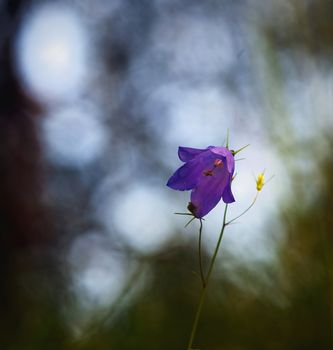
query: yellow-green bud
[{"left": 256, "top": 172, "right": 265, "bottom": 191}]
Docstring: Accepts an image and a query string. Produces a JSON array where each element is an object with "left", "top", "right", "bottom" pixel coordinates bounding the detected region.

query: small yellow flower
[{"left": 256, "top": 172, "right": 265, "bottom": 191}]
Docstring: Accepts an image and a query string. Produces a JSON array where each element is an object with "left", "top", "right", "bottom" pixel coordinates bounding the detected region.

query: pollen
[
  {"left": 214, "top": 159, "right": 223, "bottom": 167},
  {"left": 203, "top": 169, "right": 213, "bottom": 176},
  {"left": 256, "top": 172, "right": 265, "bottom": 191}
]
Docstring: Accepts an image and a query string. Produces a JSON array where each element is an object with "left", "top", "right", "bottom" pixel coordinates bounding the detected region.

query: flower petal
[
  {"left": 178, "top": 146, "right": 207, "bottom": 162},
  {"left": 210, "top": 147, "right": 235, "bottom": 173},
  {"left": 189, "top": 164, "right": 229, "bottom": 218},
  {"left": 167, "top": 149, "right": 216, "bottom": 191},
  {"left": 167, "top": 163, "right": 198, "bottom": 190},
  {"left": 222, "top": 175, "right": 235, "bottom": 203}
]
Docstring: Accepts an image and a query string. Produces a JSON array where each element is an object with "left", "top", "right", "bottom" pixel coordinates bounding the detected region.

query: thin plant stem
[
  {"left": 175, "top": 212, "right": 194, "bottom": 216},
  {"left": 187, "top": 204, "right": 229, "bottom": 350},
  {"left": 198, "top": 219, "right": 205, "bottom": 287},
  {"left": 185, "top": 216, "right": 196, "bottom": 228},
  {"left": 186, "top": 283, "right": 208, "bottom": 350},
  {"left": 233, "top": 143, "right": 250, "bottom": 155},
  {"left": 226, "top": 191, "right": 259, "bottom": 226}
]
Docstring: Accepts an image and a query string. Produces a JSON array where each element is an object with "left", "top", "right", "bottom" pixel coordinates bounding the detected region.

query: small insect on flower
[
  {"left": 256, "top": 172, "right": 265, "bottom": 191},
  {"left": 167, "top": 146, "right": 235, "bottom": 218}
]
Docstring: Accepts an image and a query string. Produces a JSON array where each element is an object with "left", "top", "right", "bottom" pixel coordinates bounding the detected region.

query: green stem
[
  {"left": 198, "top": 219, "right": 205, "bottom": 287},
  {"left": 187, "top": 204, "right": 229, "bottom": 350},
  {"left": 226, "top": 191, "right": 259, "bottom": 226},
  {"left": 186, "top": 282, "right": 207, "bottom": 350}
]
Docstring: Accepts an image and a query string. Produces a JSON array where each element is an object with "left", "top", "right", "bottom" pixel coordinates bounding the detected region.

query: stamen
[
  {"left": 214, "top": 159, "right": 223, "bottom": 167},
  {"left": 203, "top": 169, "right": 213, "bottom": 176}
]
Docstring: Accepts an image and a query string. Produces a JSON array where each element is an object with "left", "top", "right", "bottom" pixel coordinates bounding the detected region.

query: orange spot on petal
[
  {"left": 203, "top": 169, "right": 213, "bottom": 176},
  {"left": 214, "top": 159, "right": 223, "bottom": 167}
]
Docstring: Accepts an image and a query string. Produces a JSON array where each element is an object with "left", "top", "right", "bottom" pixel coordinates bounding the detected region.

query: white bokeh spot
[
  {"left": 42, "top": 104, "right": 108, "bottom": 167},
  {"left": 110, "top": 185, "right": 175, "bottom": 253},
  {"left": 68, "top": 232, "right": 126, "bottom": 307},
  {"left": 16, "top": 3, "right": 88, "bottom": 101}
]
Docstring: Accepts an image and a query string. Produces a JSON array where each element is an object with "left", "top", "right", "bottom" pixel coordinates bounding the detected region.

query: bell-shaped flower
[{"left": 167, "top": 146, "right": 235, "bottom": 218}]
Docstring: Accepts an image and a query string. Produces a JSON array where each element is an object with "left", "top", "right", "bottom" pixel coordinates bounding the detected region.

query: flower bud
[{"left": 256, "top": 172, "right": 265, "bottom": 191}]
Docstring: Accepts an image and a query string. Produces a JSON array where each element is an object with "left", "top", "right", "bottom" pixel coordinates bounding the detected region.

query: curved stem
[
  {"left": 187, "top": 204, "right": 229, "bottom": 350},
  {"left": 226, "top": 191, "right": 259, "bottom": 226}
]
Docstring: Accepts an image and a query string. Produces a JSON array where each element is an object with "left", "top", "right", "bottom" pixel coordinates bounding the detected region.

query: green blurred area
[{"left": 1, "top": 0, "right": 333, "bottom": 349}]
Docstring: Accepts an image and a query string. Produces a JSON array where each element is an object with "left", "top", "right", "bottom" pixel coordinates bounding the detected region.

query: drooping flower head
[{"left": 167, "top": 146, "right": 235, "bottom": 218}]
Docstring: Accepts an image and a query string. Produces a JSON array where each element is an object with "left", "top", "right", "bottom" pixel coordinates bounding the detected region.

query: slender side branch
[
  {"left": 226, "top": 191, "right": 259, "bottom": 226},
  {"left": 175, "top": 212, "right": 194, "bottom": 216},
  {"left": 185, "top": 216, "right": 196, "bottom": 228}
]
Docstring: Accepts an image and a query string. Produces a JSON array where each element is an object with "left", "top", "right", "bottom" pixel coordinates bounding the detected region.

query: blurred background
[{"left": 1, "top": 0, "right": 333, "bottom": 349}]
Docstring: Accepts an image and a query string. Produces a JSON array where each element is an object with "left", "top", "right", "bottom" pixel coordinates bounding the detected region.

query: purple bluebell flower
[{"left": 167, "top": 146, "right": 235, "bottom": 218}]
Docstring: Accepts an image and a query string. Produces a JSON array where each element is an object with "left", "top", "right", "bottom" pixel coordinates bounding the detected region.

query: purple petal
[
  {"left": 189, "top": 164, "right": 229, "bottom": 218},
  {"left": 167, "top": 162, "right": 198, "bottom": 190},
  {"left": 210, "top": 147, "right": 235, "bottom": 173},
  {"left": 178, "top": 146, "right": 207, "bottom": 162},
  {"left": 222, "top": 175, "right": 235, "bottom": 203},
  {"left": 167, "top": 149, "right": 215, "bottom": 191}
]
